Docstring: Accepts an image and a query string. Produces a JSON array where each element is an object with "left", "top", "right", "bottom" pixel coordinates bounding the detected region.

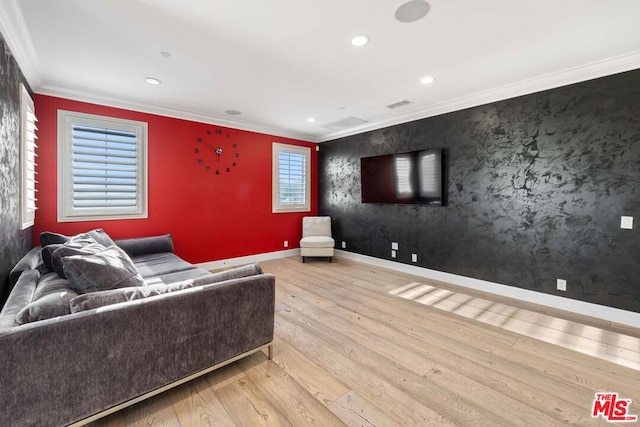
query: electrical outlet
[
  {"left": 411, "top": 253, "right": 418, "bottom": 263},
  {"left": 557, "top": 279, "right": 567, "bottom": 291},
  {"left": 391, "top": 250, "right": 396, "bottom": 258},
  {"left": 391, "top": 242, "right": 398, "bottom": 250},
  {"left": 621, "top": 216, "right": 634, "bottom": 229},
  {"left": 341, "top": 241, "right": 346, "bottom": 249},
  {"left": 284, "top": 240, "right": 288, "bottom": 248}
]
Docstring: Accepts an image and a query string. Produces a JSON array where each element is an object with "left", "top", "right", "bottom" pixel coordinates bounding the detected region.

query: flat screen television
[{"left": 360, "top": 148, "right": 445, "bottom": 205}]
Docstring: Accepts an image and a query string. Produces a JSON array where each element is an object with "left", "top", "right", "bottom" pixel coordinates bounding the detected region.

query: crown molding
[
  {"left": 0, "top": 0, "right": 42, "bottom": 88},
  {"left": 37, "top": 84, "right": 317, "bottom": 143},
  {"left": 317, "top": 51, "right": 640, "bottom": 143}
]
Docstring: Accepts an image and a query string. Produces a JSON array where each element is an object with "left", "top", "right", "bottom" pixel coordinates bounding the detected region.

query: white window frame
[
  {"left": 57, "top": 110, "right": 148, "bottom": 222},
  {"left": 272, "top": 142, "right": 311, "bottom": 213},
  {"left": 19, "top": 84, "right": 37, "bottom": 230}
]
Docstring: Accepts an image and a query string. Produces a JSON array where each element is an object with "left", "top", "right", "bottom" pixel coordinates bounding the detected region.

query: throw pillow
[
  {"left": 69, "top": 281, "right": 195, "bottom": 313},
  {"left": 44, "top": 233, "right": 108, "bottom": 276},
  {"left": 39, "top": 231, "right": 70, "bottom": 247},
  {"left": 62, "top": 245, "right": 144, "bottom": 294},
  {"left": 40, "top": 228, "right": 115, "bottom": 247},
  {"left": 50, "top": 242, "right": 105, "bottom": 278}
]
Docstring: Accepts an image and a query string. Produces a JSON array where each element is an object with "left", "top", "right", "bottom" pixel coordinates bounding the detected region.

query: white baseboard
[
  {"left": 335, "top": 250, "right": 640, "bottom": 329},
  {"left": 196, "top": 248, "right": 300, "bottom": 270}
]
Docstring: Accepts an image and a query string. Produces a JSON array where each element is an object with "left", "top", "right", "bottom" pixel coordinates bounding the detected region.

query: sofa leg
[
  {"left": 268, "top": 344, "right": 274, "bottom": 360},
  {"left": 302, "top": 256, "right": 305, "bottom": 263},
  {"left": 329, "top": 256, "right": 332, "bottom": 263}
]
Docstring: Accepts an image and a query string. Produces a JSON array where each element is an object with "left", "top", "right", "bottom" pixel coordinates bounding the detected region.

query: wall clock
[{"left": 194, "top": 128, "right": 240, "bottom": 175}]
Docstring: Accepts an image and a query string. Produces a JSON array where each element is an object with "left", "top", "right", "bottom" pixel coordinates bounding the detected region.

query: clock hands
[
  {"left": 195, "top": 130, "right": 238, "bottom": 174},
  {"left": 204, "top": 142, "right": 223, "bottom": 160}
]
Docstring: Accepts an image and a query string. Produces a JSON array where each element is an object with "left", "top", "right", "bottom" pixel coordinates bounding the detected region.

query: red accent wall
[{"left": 33, "top": 95, "right": 318, "bottom": 263}]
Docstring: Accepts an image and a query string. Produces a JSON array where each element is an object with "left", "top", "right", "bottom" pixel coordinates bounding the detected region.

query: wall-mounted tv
[{"left": 360, "top": 148, "right": 445, "bottom": 205}]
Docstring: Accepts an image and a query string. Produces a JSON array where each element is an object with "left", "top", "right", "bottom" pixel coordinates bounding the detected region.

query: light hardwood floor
[{"left": 91, "top": 256, "right": 640, "bottom": 426}]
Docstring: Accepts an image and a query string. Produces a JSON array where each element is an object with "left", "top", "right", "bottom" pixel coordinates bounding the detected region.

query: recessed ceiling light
[
  {"left": 307, "top": 117, "right": 316, "bottom": 123},
  {"left": 395, "top": 0, "right": 430, "bottom": 23},
  {"left": 351, "top": 35, "right": 370, "bottom": 47},
  {"left": 225, "top": 110, "right": 242, "bottom": 116},
  {"left": 420, "top": 75, "right": 435, "bottom": 85},
  {"left": 145, "top": 77, "right": 161, "bottom": 85}
]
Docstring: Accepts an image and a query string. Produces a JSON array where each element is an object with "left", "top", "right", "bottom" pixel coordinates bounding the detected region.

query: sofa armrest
[
  {"left": 0, "top": 273, "right": 275, "bottom": 427},
  {"left": 8, "top": 247, "right": 42, "bottom": 289},
  {"left": 114, "top": 234, "right": 174, "bottom": 257}
]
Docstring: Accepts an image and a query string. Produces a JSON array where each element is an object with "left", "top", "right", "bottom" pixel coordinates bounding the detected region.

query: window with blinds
[
  {"left": 19, "top": 84, "right": 37, "bottom": 230},
  {"left": 272, "top": 143, "right": 311, "bottom": 213},
  {"left": 58, "top": 111, "right": 147, "bottom": 221}
]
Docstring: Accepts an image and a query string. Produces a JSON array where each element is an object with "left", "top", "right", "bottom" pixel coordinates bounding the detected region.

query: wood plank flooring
[{"left": 90, "top": 256, "right": 640, "bottom": 426}]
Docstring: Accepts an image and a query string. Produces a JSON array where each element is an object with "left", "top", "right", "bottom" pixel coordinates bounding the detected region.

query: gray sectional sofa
[{"left": 0, "top": 231, "right": 275, "bottom": 426}]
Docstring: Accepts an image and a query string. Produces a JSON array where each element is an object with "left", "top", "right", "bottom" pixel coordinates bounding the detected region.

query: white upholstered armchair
[{"left": 300, "top": 216, "right": 335, "bottom": 263}]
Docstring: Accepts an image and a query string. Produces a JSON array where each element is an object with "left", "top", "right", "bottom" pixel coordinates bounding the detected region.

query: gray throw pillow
[
  {"left": 62, "top": 245, "right": 144, "bottom": 294},
  {"left": 50, "top": 242, "right": 105, "bottom": 278},
  {"left": 41, "top": 244, "right": 63, "bottom": 271},
  {"left": 70, "top": 281, "right": 195, "bottom": 313},
  {"left": 40, "top": 228, "right": 115, "bottom": 247}
]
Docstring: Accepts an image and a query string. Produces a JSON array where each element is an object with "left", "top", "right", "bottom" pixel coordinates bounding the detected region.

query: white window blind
[
  {"left": 19, "top": 84, "right": 37, "bottom": 230},
  {"left": 71, "top": 125, "right": 138, "bottom": 208},
  {"left": 272, "top": 143, "right": 311, "bottom": 213},
  {"left": 278, "top": 151, "right": 306, "bottom": 205},
  {"left": 58, "top": 111, "right": 147, "bottom": 221}
]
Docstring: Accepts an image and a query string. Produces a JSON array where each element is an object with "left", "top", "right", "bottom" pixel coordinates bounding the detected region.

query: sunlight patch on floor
[{"left": 389, "top": 283, "right": 640, "bottom": 371}]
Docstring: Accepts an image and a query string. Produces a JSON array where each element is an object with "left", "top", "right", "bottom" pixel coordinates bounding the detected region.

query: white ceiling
[{"left": 1, "top": 0, "right": 640, "bottom": 143}]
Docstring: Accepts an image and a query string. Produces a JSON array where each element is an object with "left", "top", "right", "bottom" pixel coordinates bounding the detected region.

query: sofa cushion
[
  {"left": 143, "top": 267, "right": 213, "bottom": 286},
  {"left": 62, "top": 245, "right": 144, "bottom": 294},
  {"left": 69, "top": 281, "right": 196, "bottom": 313},
  {"left": 130, "top": 252, "right": 197, "bottom": 278},
  {"left": 0, "top": 270, "right": 40, "bottom": 328},
  {"left": 15, "top": 272, "right": 79, "bottom": 324},
  {"left": 69, "top": 263, "right": 264, "bottom": 312},
  {"left": 300, "top": 235, "right": 335, "bottom": 248}
]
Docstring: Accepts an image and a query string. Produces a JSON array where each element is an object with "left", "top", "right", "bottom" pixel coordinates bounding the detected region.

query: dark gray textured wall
[
  {"left": 319, "top": 69, "right": 640, "bottom": 313},
  {"left": 0, "top": 33, "right": 32, "bottom": 304}
]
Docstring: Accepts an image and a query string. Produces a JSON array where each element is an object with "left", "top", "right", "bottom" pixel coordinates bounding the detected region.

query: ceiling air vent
[
  {"left": 386, "top": 99, "right": 412, "bottom": 110},
  {"left": 321, "top": 116, "right": 369, "bottom": 131}
]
